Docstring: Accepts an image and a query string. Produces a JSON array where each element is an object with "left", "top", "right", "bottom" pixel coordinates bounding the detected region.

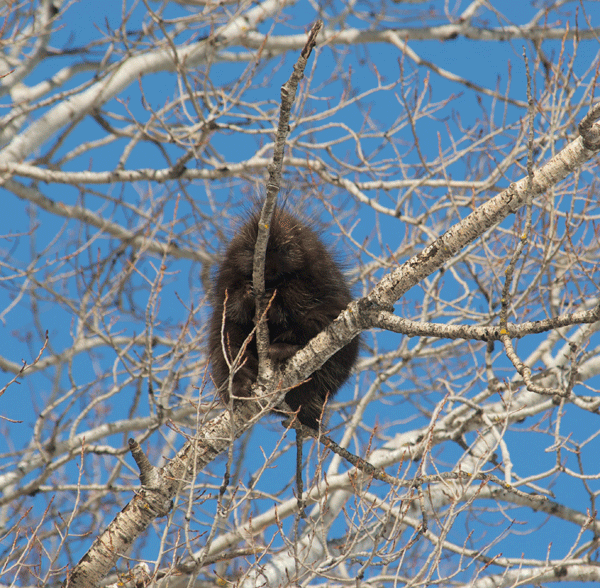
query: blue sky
[{"left": 2, "top": 1, "right": 600, "bottom": 585}]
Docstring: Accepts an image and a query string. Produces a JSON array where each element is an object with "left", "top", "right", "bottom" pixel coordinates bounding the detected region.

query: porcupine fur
[{"left": 208, "top": 207, "right": 359, "bottom": 429}]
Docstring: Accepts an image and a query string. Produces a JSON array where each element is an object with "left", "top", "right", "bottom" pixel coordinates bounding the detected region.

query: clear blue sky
[{"left": 2, "top": 1, "right": 600, "bottom": 584}]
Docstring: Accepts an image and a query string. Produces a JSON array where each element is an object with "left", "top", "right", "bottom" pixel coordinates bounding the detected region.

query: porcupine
[{"left": 208, "top": 207, "right": 359, "bottom": 430}]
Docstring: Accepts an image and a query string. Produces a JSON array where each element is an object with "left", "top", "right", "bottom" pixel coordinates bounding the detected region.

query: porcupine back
[{"left": 208, "top": 208, "right": 359, "bottom": 429}]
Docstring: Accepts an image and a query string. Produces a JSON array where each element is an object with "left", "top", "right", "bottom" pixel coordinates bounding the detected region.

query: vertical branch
[
  {"left": 252, "top": 20, "right": 323, "bottom": 376},
  {"left": 499, "top": 49, "right": 554, "bottom": 395}
]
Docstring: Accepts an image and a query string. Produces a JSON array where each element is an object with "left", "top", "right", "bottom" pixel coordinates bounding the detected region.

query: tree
[{"left": 1, "top": 1, "right": 600, "bottom": 587}]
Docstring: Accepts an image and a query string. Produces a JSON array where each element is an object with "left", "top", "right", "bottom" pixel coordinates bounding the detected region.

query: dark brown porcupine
[{"left": 208, "top": 208, "right": 359, "bottom": 430}]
